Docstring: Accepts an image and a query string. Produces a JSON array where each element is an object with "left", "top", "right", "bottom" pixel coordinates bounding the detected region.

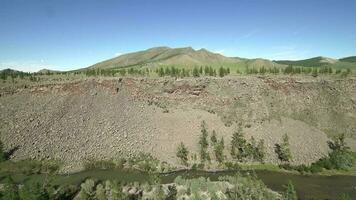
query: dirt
[{"left": 0, "top": 76, "right": 355, "bottom": 172}]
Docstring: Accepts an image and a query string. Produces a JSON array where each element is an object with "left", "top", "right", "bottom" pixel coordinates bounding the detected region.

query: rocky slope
[{"left": 0, "top": 76, "right": 355, "bottom": 172}]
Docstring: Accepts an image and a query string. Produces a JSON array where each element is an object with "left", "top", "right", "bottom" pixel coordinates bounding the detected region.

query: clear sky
[{"left": 0, "top": 0, "right": 355, "bottom": 72}]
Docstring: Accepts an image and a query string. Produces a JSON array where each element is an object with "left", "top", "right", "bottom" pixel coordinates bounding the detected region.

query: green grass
[
  {"left": 339, "top": 56, "right": 356, "bottom": 63},
  {"left": 0, "top": 160, "right": 60, "bottom": 175},
  {"left": 234, "top": 163, "right": 356, "bottom": 176}
]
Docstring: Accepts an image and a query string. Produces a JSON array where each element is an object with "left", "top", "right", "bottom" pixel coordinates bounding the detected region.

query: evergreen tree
[
  {"left": 312, "top": 68, "right": 318, "bottom": 77},
  {"left": 327, "top": 133, "right": 354, "bottom": 170},
  {"left": 213, "top": 137, "right": 225, "bottom": 163},
  {"left": 230, "top": 128, "right": 247, "bottom": 161},
  {"left": 218, "top": 67, "right": 225, "bottom": 77},
  {"left": 256, "top": 139, "right": 266, "bottom": 163},
  {"left": 328, "top": 133, "right": 349, "bottom": 152},
  {"left": 193, "top": 67, "right": 200, "bottom": 77},
  {"left": 176, "top": 142, "right": 189, "bottom": 166},
  {"left": 158, "top": 67, "right": 165, "bottom": 77},
  {"left": 210, "top": 130, "right": 217, "bottom": 144},
  {"left": 199, "top": 121, "right": 209, "bottom": 162},
  {"left": 275, "top": 134, "right": 292, "bottom": 163}
]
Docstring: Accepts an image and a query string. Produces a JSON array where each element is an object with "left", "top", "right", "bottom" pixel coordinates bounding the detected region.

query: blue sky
[{"left": 0, "top": 0, "right": 355, "bottom": 72}]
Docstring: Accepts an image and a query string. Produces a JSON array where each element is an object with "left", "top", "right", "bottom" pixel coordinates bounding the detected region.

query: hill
[
  {"left": 275, "top": 57, "right": 337, "bottom": 67},
  {"left": 275, "top": 56, "right": 356, "bottom": 69},
  {"left": 37, "top": 68, "right": 61, "bottom": 74},
  {"left": 88, "top": 47, "right": 280, "bottom": 70},
  {"left": 340, "top": 56, "right": 356, "bottom": 63}
]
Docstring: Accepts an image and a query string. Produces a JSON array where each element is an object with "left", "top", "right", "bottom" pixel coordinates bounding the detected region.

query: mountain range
[
  {"left": 87, "top": 47, "right": 356, "bottom": 71},
  {"left": 1, "top": 47, "right": 355, "bottom": 73}
]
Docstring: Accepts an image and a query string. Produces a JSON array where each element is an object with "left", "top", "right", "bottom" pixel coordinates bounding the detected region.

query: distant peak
[
  {"left": 179, "top": 47, "right": 194, "bottom": 51},
  {"left": 147, "top": 46, "right": 171, "bottom": 51},
  {"left": 198, "top": 48, "right": 208, "bottom": 52}
]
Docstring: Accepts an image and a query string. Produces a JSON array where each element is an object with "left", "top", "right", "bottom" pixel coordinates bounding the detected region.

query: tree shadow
[{"left": 5, "top": 146, "right": 19, "bottom": 160}]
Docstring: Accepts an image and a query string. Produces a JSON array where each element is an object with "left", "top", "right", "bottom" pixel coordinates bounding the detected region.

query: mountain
[
  {"left": 275, "top": 56, "right": 356, "bottom": 69},
  {"left": 88, "top": 47, "right": 279, "bottom": 70},
  {"left": 339, "top": 56, "right": 356, "bottom": 63},
  {"left": 275, "top": 56, "right": 337, "bottom": 67},
  {"left": 0, "top": 68, "right": 23, "bottom": 74},
  {"left": 37, "top": 69, "right": 61, "bottom": 74}
]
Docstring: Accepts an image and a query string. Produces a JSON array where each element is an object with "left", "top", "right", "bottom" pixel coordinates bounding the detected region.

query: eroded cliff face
[{"left": 0, "top": 76, "right": 355, "bottom": 172}]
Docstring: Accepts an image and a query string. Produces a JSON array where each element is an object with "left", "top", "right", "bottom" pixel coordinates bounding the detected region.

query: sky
[{"left": 0, "top": 0, "right": 355, "bottom": 72}]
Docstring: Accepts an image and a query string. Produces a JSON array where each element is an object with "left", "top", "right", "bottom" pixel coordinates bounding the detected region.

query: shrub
[
  {"left": 338, "top": 193, "right": 352, "bottom": 200},
  {"left": 328, "top": 150, "right": 354, "bottom": 170},
  {"left": 84, "top": 160, "right": 116, "bottom": 170},
  {"left": 224, "top": 162, "right": 241, "bottom": 170},
  {"left": 221, "top": 174, "right": 280, "bottom": 199},
  {"left": 283, "top": 181, "right": 297, "bottom": 200},
  {"left": 19, "top": 182, "right": 53, "bottom": 200},
  {"left": 1, "top": 176, "right": 20, "bottom": 200},
  {"left": 74, "top": 179, "right": 127, "bottom": 200}
]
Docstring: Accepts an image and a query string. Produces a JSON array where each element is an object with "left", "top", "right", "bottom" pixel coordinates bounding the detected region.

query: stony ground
[{"left": 0, "top": 75, "right": 355, "bottom": 172}]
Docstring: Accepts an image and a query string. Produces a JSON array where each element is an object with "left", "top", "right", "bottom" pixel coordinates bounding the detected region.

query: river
[{"left": 2, "top": 169, "right": 355, "bottom": 199}]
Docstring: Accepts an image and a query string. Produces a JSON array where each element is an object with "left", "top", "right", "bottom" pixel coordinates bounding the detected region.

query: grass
[
  {"left": 230, "top": 163, "right": 356, "bottom": 176},
  {"left": 0, "top": 160, "right": 60, "bottom": 175}
]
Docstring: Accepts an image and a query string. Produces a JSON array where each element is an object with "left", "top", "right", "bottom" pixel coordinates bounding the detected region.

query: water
[{"left": 1, "top": 169, "right": 355, "bottom": 200}]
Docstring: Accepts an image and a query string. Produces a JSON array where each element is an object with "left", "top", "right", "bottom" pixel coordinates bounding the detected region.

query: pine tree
[
  {"left": 193, "top": 67, "right": 200, "bottom": 77},
  {"left": 214, "top": 137, "right": 225, "bottom": 163},
  {"left": 176, "top": 142, "right": 189, "bottom": 166},
  {"left": 199, "top": 121, "right": 209, "bottom": 162},
  {"left": 312, "top": 68, "right": 318, "bottom": 77},
  {"left": 218, "top": 67, "right": 225, "bottom": 77},
  {"left": 230, "top": 128, "right": 247, "bottom": 161},
  {"left": 328, "top": 133, "right": 349, "bottom": 152},
  {"left": 210, "top": 130, "right": 217, "bottom": 144},
  {"left": 256, "top": 139, "right": 266, "bottom": 163},
  {"left": 158, "top": 67, "right": 164, "bottom": 77},
  {"left": 275, "top": 134, "right": 292, "bottom": 163}
]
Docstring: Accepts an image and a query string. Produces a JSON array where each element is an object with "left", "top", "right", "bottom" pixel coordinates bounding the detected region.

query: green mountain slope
[
  {"left": 88, "top": 47, "right": 280, "bottom": 70},
  {"left": 275, "top": 57, "right": 337, "bottom": 67},
  {"left": 339, "top": 56, "right": 356, "bottom": 63},
  {"left": 275, "top": 56, "right": 356, "bottom": 69}
]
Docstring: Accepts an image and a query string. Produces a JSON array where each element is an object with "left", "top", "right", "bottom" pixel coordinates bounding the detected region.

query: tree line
[
  {"left": 176, "top": 121, "right": 266, "bottom": 168},
  {"left": 176, "top": 121, "right": 355, "bottom": 175}
]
